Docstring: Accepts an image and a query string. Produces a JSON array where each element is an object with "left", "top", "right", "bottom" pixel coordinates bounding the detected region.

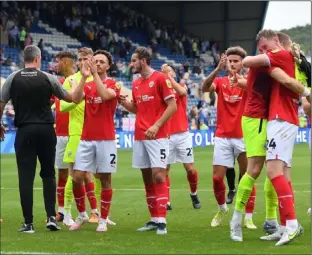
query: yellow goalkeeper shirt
[{"left": 60, "top": 71, "right": 93, "bottom": 136}]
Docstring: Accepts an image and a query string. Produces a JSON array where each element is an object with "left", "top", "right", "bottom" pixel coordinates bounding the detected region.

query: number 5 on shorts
[{"left": 160, "top": 149, "right": 166, "bottom": 160}]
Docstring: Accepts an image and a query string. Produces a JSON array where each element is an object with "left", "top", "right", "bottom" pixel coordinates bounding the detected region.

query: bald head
[{"left": 24, "top": 45, "right": 41, "bottom": 63}]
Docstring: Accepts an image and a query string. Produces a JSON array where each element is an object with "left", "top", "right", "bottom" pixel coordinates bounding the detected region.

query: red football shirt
[
  {"left": 243, "top": 67, "right": 272, "bottom": 119},
  {"left": 214, "top": 76, "right": 247, "bottom": 138},
  {"left": 81, "top": 78, "right": 121, "bottom": 140},
  {"left": 265, "top": 50, "right": 299, "bottom": 126},
  {"left": 132, "top": 70, "right": 175, "bottom": 140},
  {"left": 168, "top": 83, "right": 188, "bottom": 135},
  {"left": 54, "top": 77, "right": 69, "bottom": 136}
]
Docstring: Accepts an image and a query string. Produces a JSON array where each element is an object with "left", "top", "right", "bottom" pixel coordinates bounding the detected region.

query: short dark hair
[
  {"left": 166, "top": 63, "right": 176, "bottom": 73},
  {"left": 256, "top": 29, "right": 277, "bottom": 43},
  {"left": 277, "top": 32, "right": 291, "bottom": 45},
  {"left": 93, "top": 49, "right": 113, "bottom": 66},
  {"left": 24, "top": 45, "right": 41, "bottom": 63},
  {"left": 225, "top": 46, "right": 247, "bottom": 59},
  {"left": 56, "top": 51, "right": 75, "bottom": 60},
  {"left": 78, "top": 47, "right": 93, "bottom": 56},
  {"left": 133, "top": 46, "right": 152, "bottom": 65}
]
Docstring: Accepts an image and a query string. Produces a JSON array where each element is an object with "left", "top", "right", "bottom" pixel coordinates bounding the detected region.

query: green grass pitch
[{"left": 1, "top": 144, "right": 310, "bottom": 254}]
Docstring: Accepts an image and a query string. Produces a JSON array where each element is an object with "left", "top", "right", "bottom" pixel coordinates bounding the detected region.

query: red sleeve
[
  {"left": 132, "top": 87, "right": 137, "bottom": 105},
  {"left": 266, "top": 50, "right": 293, "bottom": 73},
  {"left": 158, "top": 73, "right": 174, "bottom": 101},
  {"left": 179, "top": 81, "right": 187, "bottom": 89},
  {"left": 213, "top": 77, "right": 221, "bottom": 93},
  {"left": 83, "top": 81, "right": 92, "bottom": 95},
  {"left": 107, "top": 80, "right": 121, "bottom": 97}
]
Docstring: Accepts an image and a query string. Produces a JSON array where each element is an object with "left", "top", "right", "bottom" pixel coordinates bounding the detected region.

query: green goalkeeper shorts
[
  {"left": 242, "top": 116, "right": 268, "bottom": 158},
  {"left": 63, "top": 135, "right": 81, "bottom": 163}
]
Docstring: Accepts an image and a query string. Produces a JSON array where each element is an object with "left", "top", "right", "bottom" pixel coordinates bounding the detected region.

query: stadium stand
[{"left": 0, "top": 1, "right": 309, "bottom": 131}]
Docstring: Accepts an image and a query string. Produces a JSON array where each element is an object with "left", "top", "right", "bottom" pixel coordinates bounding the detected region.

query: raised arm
[
  {"left": 71, "top": 61, "right": 91, "bottom": 103},
  {"left": 84, "top": 58, "right": 116, "bottom": 101},
  {"left": 229, "top": 71, "right": 247, "bottom": 90},
  {"left": 46, "top": 73, "right": 73, "bottom": 103},
  {"left": 71, "top": 76, "right": 87, "bottom": 104},
  {"left": 269, "top": 68, "right": 310, "bottom": 96},
  {"left": 161, "top": 64, "right": 187, "bottom": 96},
  {"left": 242, "top": 54, "right": 270, "bottom": 68},
  {"left": 202, "top": 53, "right": 227, "bottom": 92},
  {"left": 94, "top": 74, "right": 116, "bottom": 101},
  {"left": 169, "top": 75, "right": 187, "bottom": 96},
  {"left": 60, "top": 77, "right": 78, "bottom": 112}
]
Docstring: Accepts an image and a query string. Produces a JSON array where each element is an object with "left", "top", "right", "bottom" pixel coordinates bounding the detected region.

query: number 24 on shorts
[{"left": 266, "top": 138, "right": 277, "bottom": 150}]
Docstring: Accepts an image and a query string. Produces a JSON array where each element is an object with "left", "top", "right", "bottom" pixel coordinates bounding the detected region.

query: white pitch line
[{"left": 0, "top": 187, "right": 310, "bottom": 192}]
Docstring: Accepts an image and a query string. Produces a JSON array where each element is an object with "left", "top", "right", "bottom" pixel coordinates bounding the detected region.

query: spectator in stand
[
  {"left": 33, "top": 8, "right": 40, "bottom": 24},
  {"left": 37, "top": 38, "right": 44, "bottom": 57},
  {"left": 19, "top": 27, "right": 26, "bottom": 49},
  {"left": 189, "top": 83, "right": 197, "bottom": 98},
  {"left": 192, "top": 39, "right": 198, "bottom": 58},
  {"left": 192, "top": 59, "right": 202, "bottom": 75},
  {"left": 5, "top": 17, "right": 15, "bottom": 32},
  {"left": 24, "top": 33, "right": 33, "bottom": 47},
  {"left": 124, "top": 37, "right": 132, "bottom": 53},
  {"left": 190, "top": 119, "right": 198, "bottom": 130},
  {"left": 3, "top": 57, "right": 12, "bottom": 67},
  {"left": 201, "top": 40, "right": 210, "bottom": 53},
  {"left": 9, "top": 25, "right": 19, "bottom": 48},
  {"left": 110, "top": 61, "right": 118, "bottom": 78},
  {"left": 199, "top": 120, "right": 208, "bottom": 130},
  {"left": 176, "top": 65, "right": 185, "bottom": 81},
  {"left": 115, "top": 104, "right": 123, "bottom": 130},
  {"left": 183, "top": 60, "right": 190, "bottom": 73},
  {"left": 5, "top": 103, "right": 15, "bottom": 131},
  {"left": 189, "top": 106, "right": 199, "bottom": 128},
  {"left": 0, "top": 49, "right": 5, "bottom": 65}
]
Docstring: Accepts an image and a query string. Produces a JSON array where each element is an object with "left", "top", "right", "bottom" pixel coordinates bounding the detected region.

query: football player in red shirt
[
  {"left": 53, "top": 51, "right": 76, "bottom": 222},
  {"left": 231, "top": 29, "right": 309, "bottom": 245},
  {"left": 202, "top": 46, "right": 258, "bottom": 229},
  {"left": 68, "top": 50, "right": 120, "bottom": 232},
  {"left": 119, "top": 46, "right": 177, "bottom": 235},
  {"left": 161, "top": 63, "right": 201, "bottom": 210}
]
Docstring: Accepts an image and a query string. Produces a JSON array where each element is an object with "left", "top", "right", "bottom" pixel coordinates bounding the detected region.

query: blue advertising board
[{"left": 1, "top": 127, "right": 310, "bottom": 154}]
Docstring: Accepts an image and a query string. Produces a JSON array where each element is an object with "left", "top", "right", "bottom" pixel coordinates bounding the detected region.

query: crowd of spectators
[
  {"left": 1, "top": 1, "right": 310, "bottom": 132},
  {"left": 0, "top": 1, "right": 220, "bottom": 80}
]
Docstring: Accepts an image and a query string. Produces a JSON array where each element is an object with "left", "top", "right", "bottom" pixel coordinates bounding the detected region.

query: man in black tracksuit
[{"left": 0, "top": 45, "right": 73, "bottom": 233}]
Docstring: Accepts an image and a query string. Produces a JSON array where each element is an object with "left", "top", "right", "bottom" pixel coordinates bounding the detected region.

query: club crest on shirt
[
  {"left": 115, "top": 82, "right": 121, "bottom": 89},
  {"left": 149, "top": 81, "right": 154, "bottom": 87},
  {"left": 166, "top": 79, "right": 172, "bottom": 88},
  {"left": 270, "top": 49, "right": 280, "bottom": 54}
]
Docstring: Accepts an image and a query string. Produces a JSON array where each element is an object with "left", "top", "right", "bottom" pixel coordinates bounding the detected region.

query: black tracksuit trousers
[{"left": 14, "top": 124, "right": 57, "bottom": 224}]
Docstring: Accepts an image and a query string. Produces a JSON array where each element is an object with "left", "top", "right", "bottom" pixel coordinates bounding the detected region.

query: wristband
[{"left": 302, "top": 87, "right": 311, "bottom": 97}]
